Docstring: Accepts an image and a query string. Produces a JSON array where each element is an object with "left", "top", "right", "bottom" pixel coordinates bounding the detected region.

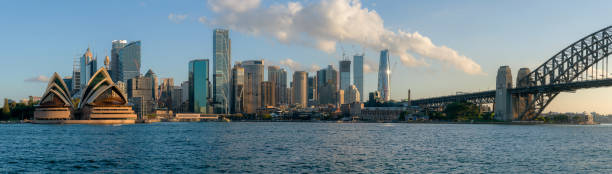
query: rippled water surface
[{"left": 2, "top": 122, "right": 612, "bottom": 173}]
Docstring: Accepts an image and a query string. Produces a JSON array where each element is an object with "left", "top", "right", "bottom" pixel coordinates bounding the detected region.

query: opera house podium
[{"left": 34, "top": 68, "right": 136, "bottom": 124}]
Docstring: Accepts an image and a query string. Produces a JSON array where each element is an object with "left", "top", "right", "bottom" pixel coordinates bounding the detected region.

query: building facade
[
  {"left": 189, "top": 59, "right": 210, "bottom": 114},
  {"left": 111, "top": 40, "right": 127, "bottom": 82},
  {"left": 292, "top": 71, "right": 308, "bottom": 108},
  {"left": 339, "top": 60, "right": 351, "bottom": 92},
  {"left": 213, "top": 29, "right": 231, "bottom": 114},
  {"left": 353, "top": 54, "right": 364, "bottom": 102},
  {"left": 242, "top": 60, "right": 264, "bottom": 113},
  {"left": 80, "top": 47, "right": 97, "bottom": 90},
  {"left": 127, "top": 76, "right": 155, "bottom": 119},
  {"left": 317, "top": 65, "right": 338, "bottom": 105},
  {"left": 307, "top": 75, "right": 318, "bottom": 106},
  {"left": 378, "top": 49, "right": 391, "bottom": 101},
  {"left": 260, "top": 81, "right": 275, "bottom": 107},
  {"left": 117, "top": 41, "right": 141, "bottom": 83},
  {"left": 231, "top": 63, "right": 244, "bottom": 114}
]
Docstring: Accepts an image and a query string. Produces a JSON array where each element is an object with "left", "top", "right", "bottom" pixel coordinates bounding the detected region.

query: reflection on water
[{"left": 1, "top": 123, "right": 611, "bottom": 173}]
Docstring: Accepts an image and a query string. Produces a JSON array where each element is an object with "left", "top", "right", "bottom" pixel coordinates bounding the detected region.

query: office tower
[
  {"left": 279, "top": 69, "right": 288, "bottom": 105},
  {"left": 180, "top": 81, "right": 190, "bottom": 113},
  {"left": 346, "top": 85, "right": 360, "bottom": 104},
  {"left": 231, "top": 63, "right": 244, "bottom": 113},
  {"left": 242, "top": 60, "right": 264, "bottom": 113},
  {"left": 80, "top": 47, "right": 97, "bottom": 88},
  {"left": 260, "top": 81, "right": 275, "bottom": 107},
  {"left": 189, "top": 59, "right": 210, "bottom": 114},
  {"left": 316, "top": 65, "right": 338, "bottom": 105},
  {"left": 307, "top": 76, "right": 318, "bottom": 106},
  {"left": 292, "top": 71, "right": 308, "bottom": 108},
  {"left": 127, "top": 76, "right": 155, "bottom": 119},
  {"left": 337, "top": 89, "right": 344, "bottom": 106},
  {"left": 339, "top": 60, "right": 351, "bottom": 92},
  {"left": 111, "top": 40, "right": 127, "bottom": 82},
  {"left": 213, "top": 29, "right": 231, "bottom": 114},
  {"left": 117, "top": 41, "right": 141, "bottom": 83},
  {"left": 171, "top": 86, "right": 182, "bottom": 113},
  {"left": 378, "top": 49, "right": 391, "bottom": 101},
  {"left": 267, "top": 66, "right": 280, "bottom": 106},
  {"left": 353, "top": 54, "right": 364, "bottom": 102},
  {"left": 159, "top": 78, "right": 174, "bottom": 109},
  {"left": 144, "top": 69, "right": 159, "bottom": 102},
  {"left": 72, "top": 56, "right": 81, "bottom": 95}
]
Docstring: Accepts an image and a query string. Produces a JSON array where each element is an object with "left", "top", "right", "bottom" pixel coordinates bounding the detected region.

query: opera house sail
[
  {"left": 34, "top": 73, "right": 74, "bottom": 121},
  {"left": 34, "top": 68, "right": 137, "bottom": 124}
]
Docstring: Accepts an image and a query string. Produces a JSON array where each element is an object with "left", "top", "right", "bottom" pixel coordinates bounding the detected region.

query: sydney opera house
[{"left": 33, "top": 68, "right": 137, "bottom": 124}]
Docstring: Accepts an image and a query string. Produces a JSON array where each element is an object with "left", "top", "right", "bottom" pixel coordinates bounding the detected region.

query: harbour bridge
[{"left": 411, "top": 26, "right": 612, "bottom": 121}]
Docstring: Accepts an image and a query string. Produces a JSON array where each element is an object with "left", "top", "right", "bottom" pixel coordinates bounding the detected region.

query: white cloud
[
  {"left": 198, "top": 16, "right": 207, "bottom": 24},
  {"left": 168, "top": 13, "right": 188, "bottom": 23},
  {"left": 280, "top": 58, "right": 301, "bottom": 70},
  {"left": 25, "top": 75, "right": 48, "bottom": 83},
  {"left": 208, "top": 0, "right": 261, "bottom": 13},
  {"left": 206, "top": 0, "right": 484, "bottom": 75}
]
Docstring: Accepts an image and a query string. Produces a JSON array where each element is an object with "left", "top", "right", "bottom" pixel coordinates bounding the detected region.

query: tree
[{"left": 2, "top": 98, "right": 10, "bottom": 116}]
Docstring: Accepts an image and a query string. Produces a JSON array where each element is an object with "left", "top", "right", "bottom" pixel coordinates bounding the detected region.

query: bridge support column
[
  {"left": 494, "top": 66, "right": 517, "bottom": 121},
  {"left": 515, "top": 68, "right": 535, "bottom": 120}
]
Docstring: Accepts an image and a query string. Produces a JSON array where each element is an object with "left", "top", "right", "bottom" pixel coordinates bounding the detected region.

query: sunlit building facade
[
  {"left": 213, "top": 29, "right": 231, "bottom": 114},
  {"left": 378, "top": 49, "right": 391, "bottom": 101},
  {"left": 189, "top": 59, "right": 210, "bottom": 114}
]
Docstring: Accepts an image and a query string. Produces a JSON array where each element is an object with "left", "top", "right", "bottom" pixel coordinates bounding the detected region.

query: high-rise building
[
  {"left": 180, "top": 81, "right": 190, "bottom": 113},
  {"left": 72, "top": 56, "right": 81, "bottom": 95},
  {"left": 260, "top": 81, "right": 275, "bottom": 107},
  {"left": 242, "top": 60, "right": 264, "bottom": 113},
  {"left": 80, "top": 47, "right": 97, "bottom": 89},
  {"left": 144, "top": 69, "right": 159, "bottom": 102},
  {"left": 63, "top": 77, "right": 73, "bottom": 93},
  {"left": 292, "top": 71, "right": 308, "bottom": 108},
  {"left": 307, "top": 76, "right": 318, "bottom": 106},
  {"left": 353, "top": 54, "right": 364, "bottom": 102},
  {"left": 316, "top": 65, "right": 338, "bottom": 105},
  {"left": 231, "top": 63, "right": 244, "bottom": 113},
  {"left": 127, "top": 76, "right": 155, "bottom": 119},
  {"left": 159, "top": 78, "right": 174, "bottom": 109},
  {"left": 171, "top": 86, "right": 182, "bottom": 113},
  {"left": 339, "top": 60, "right": 351, "bottom": 92},
  {"left": 213, "top": 29, "right": 231, "bottom": 114},
  {"left": 189, "top": 59, "right": 210, "bottom": 113},
  {"left": 346, "top": 85, "right": 360, "bottom": 104},
  {"left": 378, "top": 49, "right": 391, "bottom": 101},
  {"left": 267, "top": 65, "right": 288, "bottom": 106},
  {"left": 111, "top": 40, "right": 127, "bottom": 82},
  {"left": 117, "top": 41, "right": 141, "bottom": 83}
]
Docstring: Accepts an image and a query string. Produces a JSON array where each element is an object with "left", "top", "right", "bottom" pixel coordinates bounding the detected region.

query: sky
[{"left": 2, "top": 0, "right": 612, "bottom": 114}]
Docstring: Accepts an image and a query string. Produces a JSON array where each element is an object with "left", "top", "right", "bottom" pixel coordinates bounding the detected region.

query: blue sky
[{"left": 2, "top": 0, "right": 612, "bottom": 114}]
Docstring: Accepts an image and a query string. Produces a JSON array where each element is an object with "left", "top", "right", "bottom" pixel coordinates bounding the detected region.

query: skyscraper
[
  {"left": 118, "top": 41, "right": 141, "bottom": 83},
  {"left": 144, "top": 69, "right": 159, "bottom": 102},
  {"left": 353, "top": 54, "right": 364, "bottom": 102},
  {"left": 378, "top": 49, "right": 391, "bottom": 101},
  {"left": 317, "top": 65, "right": 339, "bottom": 105},
  {"left": 159, "top": 78, "right": 174, "bottom": 109},
  {"left": 292, "top": 71, "right": 308, "bottom": 108},
  {"left": 260, "top": 81, "right": 275, "bottom": 107},
  {"left": 72, "top": 56, "right": 80, "bottom": 95},
  {"left": 242, "top": 60, "right": 264, "bottom": 113},
  {"left": 80, "top": 47, "right": 97, "bottom": 89},
  {"left": 189, "top": 59, "right": 210, "bottom": 113},
  {"left": 213, "top": 29, "right": 231, "bottom": 114},
  {"left": 127, "top": 76, "right": 155, "bottom": 119},
  {"left": 111, "top": 40, "right": 127, "bottom": 82},
  {"left": 307, "top": 76, "right": 318, "bottom": 106},
  {"left": 231, "top": 63, "right": 244, "bottom": 113},
  {"left": 268, "top": 65, "right": 288, "bottom": 106},
  {"left": 339, "top": 60, "right": 351, "bottom": 92}
]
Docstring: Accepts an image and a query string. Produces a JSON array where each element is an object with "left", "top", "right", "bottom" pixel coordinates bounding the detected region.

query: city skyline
[{"left": 3, "top": 0, "right": 612, "bottom": 114}]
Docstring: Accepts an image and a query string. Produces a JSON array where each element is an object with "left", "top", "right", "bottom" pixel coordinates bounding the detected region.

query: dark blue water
[{"left": 1, "top": 122, "right": 612, "bottom": 173}]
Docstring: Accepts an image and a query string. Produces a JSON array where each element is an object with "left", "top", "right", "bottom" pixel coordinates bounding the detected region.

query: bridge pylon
[{"left": 494, "top": 66, "right": 516, "bottom": 121}]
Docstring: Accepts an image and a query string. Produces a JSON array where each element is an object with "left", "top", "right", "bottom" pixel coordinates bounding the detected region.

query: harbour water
[{"left": 2, "top": 122, "right": 612, "bottom": 173}]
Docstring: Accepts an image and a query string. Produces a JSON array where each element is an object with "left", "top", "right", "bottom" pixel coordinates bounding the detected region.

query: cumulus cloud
[
  {"left": 25, "top": 75, "right": 49, "bottom": 83},
  {"left": 168, "top": 13, "right": 188, "bottom": 23},
  {"left": 198, "top": 16, "right": 207, "bottom": 24},
  {"left": 363, "top": 62, "right": 377, "bottom": 74},
  {"left": 206, "top": 0, "right": 484, "bottom": 75},
  {"left": 280, "top": 58, "right": 301, "bottom": 70}
]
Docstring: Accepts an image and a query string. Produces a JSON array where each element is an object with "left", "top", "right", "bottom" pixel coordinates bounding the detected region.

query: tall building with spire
[
  {"left": 213, "top": 29, "right": 231, "bottom": 114},
  {"left": 80, "top": 47, "right": 97, "bottom": 89},
  {"left": 378, "top": 49, "right": 391, "bottom": 101}
]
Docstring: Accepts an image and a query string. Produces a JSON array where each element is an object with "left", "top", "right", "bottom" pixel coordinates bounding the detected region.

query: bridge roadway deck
[{"left": 411, "top": 78, "right": 612, "bottom": 106}]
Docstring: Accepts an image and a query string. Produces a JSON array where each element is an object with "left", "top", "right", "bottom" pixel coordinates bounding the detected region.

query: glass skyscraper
[
  {"left": 189, "top": 59, "right": 209, "bottom": 114},
  {"left": 111, "top": 40, "right": 127, "bottom": 82},
  {"left": 213, "top": 29, "right": 231, "bottom": 114},
  {"left": 118, "top": 41, "right": 141, "bottom": 83},
  {"left": 339, "top": 60, "right": 351, "bottom": 92},
  {"left": 353, "top": 54, "right": 364, "bottom": 102},
  {"left": 80, "top": 47, "right": 97, "bottom": 89},
  {"left": 378, "top": 49, "right": 391, "bottom": 101}
]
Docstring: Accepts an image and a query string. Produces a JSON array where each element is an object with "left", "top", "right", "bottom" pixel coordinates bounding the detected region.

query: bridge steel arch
[{"left": 518, "top": 26, "right": 612, "bottom": 120}]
